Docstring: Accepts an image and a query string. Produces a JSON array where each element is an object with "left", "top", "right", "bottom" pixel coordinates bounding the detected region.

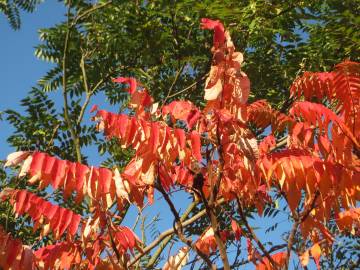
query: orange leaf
[
  {"left": 231, "top": 219, "right": 242, "bottom": 240},
  {"left": 310, "top": 243, "right": 322, "bottom": 270},
  {"left": 190, "top": 131, "right": 202, "bottom": 162},
  {"left": 299, "top": 250, "right": 310, "bottom": 267},
  {"left": 255, "top": 251, "right": 287, "bottom": 270}
]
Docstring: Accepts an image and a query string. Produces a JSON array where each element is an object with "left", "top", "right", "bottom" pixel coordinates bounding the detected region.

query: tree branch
[
  {"left": 62, "top": 1, "right": 82, "bottom": 162},
  {"left": 72, "top": 0, "right": 113, "bottom": 26},
  {"left": 201, "top": 116, "right": 231, "bottom": 270},
  {"left": 146, "top": 200, "right": 197, "bottom": 268},
  {"left": 236, "top": 197, "right": 279, "bottom": 269},
  {"left": 162, "top": 64, "right": 186, "bottom": 106},
  {"left": 217, "top": 244, "right": 289, "bottom": 270},
  {"left": 128, "top": 198, "right": 225, "bottom": 267},
  {"left": 156, "top": 182, "right": 215, "bottom": 269},
  {"left": 167, "top": 73, "right": 208, "bottom": 99},
  {"left": 285, "top": 191, "right": 319, "bottom": 268}
]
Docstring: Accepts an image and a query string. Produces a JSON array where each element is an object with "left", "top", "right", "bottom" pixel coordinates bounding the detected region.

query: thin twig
[
  {"left": 167, "top": 73, "right": 208, "bottom": 99},
  {"left": 72, "top": 0, "right": 113, "bottom": 26},
  {"left": 202, "top": 108, "right": 231, "bottom": 270},
  {"left": 62, "top": 1, "right": 82, "bottom": 162},
  {"left": 162, "top": 64, "right": 185, "bottom": 106},
  {"left": 146, "top": 200, "right": 197, "bottom": 268},
  {"left": 156, "top": 182, "right": 215, "bottom": 269},
  {"left": 128, "top": 198, "right": 225, "bottom": 267},
  {"left": 236, "top": 197, "right": 279, "bottom": 269},
  {"left": 77, "top": 72, "right": 112, "bottom": 125},
  {"left": 285, "top": 191, "right": 319, "bottom": 268},
  {"left": 45, "top": 122, "right": 60, "bottom": 152}
]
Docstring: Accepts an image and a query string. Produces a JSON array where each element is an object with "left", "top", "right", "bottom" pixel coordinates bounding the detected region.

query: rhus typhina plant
[{"left": 1, "top": 18, "right": 359, "bottom": 270}]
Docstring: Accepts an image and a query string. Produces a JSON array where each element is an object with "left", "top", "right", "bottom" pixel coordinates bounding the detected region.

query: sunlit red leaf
[
  {"left": 0, "top": 188, "right": 80, "bottom": 239},
  {"left": 200, "top": 18, "right": 225, "bottom": 47},
  {"left": 299, "top": 250, "right": 310, "bottom": 267},
  {"left": 0, "top": 226, "right": 35, "bottom": 270},
  {"left": 190, "top": 130, "right": 202, "bottom": 161},
  {"left": 162, "top": 247, "right": 190, "bottom": 270},
  {"left": 255, "top": 251, "right": 287, "bottom": 270},
  {"left": 112, "top": 77, "right": 137, "bottom": 94},
  {"left": 112, "top": 226, "right": 142, "bottom": 254},
  {"left": 310, "top": 243, "right": 322, "bottom": 270},
  {"left": 162, "top": 100, "right": 201, "bottom": 129},
  {"left": 34, "top": 241, "right": 81, "bottom": 270},
  {"left": 337, "top": 208, "right": 360, "bottom": 233},
  {"left": 231, "top": 219, "right": 242, "bottom": 240}
]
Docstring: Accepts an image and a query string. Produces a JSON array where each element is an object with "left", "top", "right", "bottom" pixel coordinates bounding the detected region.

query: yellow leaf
[{"left": 299, "top": 250, "right": 309, "bottom": 267}]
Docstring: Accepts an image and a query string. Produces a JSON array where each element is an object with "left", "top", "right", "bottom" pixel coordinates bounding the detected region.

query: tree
[
  {"left": 1, "top": 17, "right": 359, "bottom": 269},
  {"left": 1, "top": 0, "right": 359, "bottom": 268},
  {"left": 0, "top": 0, "right": 42, "bottom": 29}
]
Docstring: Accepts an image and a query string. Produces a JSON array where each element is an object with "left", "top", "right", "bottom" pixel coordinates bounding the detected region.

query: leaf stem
[
  {"left": 128, "top": 198, "right": 225, "bottom": 267},
  {"left": 236, "top": 197, "right": 279, "bottom": 269},
  {"left": 62, "top": 1, "right": 82, "bottom": 162}
]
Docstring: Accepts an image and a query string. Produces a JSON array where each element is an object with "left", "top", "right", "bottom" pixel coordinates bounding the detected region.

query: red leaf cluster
[
  {"left": 200, "top": 18, "right": 225, "bottom": 48},
  {"left": 255, "top": 251, "right": 287, "bottom": 270},
  {"left": 0, "top": 226, "right": 35, "bottom": 270},
  {"left": 0, "top": 188, "right": 80, "bottom": 239},
  {"left": 34, "top": 241, "right": 81, "bottom": 270},
  {"left": 113, "top": 77, "right": 154, "bottom": 119},
  {"left": 162, "top": 100, "right": 201, "bottom": 129},
  {"left": 195, "top": 227, "right": 228, "bottom": 256},
  {"left": 94, "top": 109, "right": 202, "bottom": 194},
  {"left": 7, "top": 151, "right": 142, "bottom": 210},
  {"left": 202, "top": 18, "right": 250, "bottom": 122},
  {"left": 337, "top": 208, "right": 360, "bottom": 233},
  {"left": 290, "top": 61, "right": 360, "bottom": 139},
  {"left": 111, "top": 226, "right": 142, "bottom": 254},
  {"left": 231, "top": 219, "right": 242, "bottom": 240},
  {"left": 247, "top": 99, "right": 293, "bottom": 132}
]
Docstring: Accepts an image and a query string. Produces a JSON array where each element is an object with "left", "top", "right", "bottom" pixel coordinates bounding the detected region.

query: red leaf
[
  {"left": 190, "top": 131, "right": 202, "bottom": 161},
  {"left": 0, "top": 227, "right": 34, "bottom": 270},
  {"left": 159, "top": 165, "right": 174, "bottom": 191},
  {"left": 112, "top": 77, "right": 137, "bottom": 94},
  {"left": 68, "top": 214, "right": 81, "bottom": 236},
  {"left": 6, "top": 238, "right": 21, "bottom": 267},
  {"left": 30, "top": 152, "right": 46, "bottom": 175},
  {"left": 52, "top": 159, "right": 67, "bottom": 189},
  {"left": 162, "top": 100, "right": 200, "bottom": 128},
  {"left": 15, "top": 190, "right": 27, "bottom": 215},
  {"left": 290, "top": 101, "right": 359, "bottom": 148},
  {"left": 113, "top": 226, "right": 141, "bottom": 254},
  {"left": 310, "top": 243, "right": 321, "bottom": 270},
  {"left": 151, "top": 122, "right": 160, "bottom": 154},
  {"left": 34, "top": 241, "right": 81, "bottom": 270},
  {"left": 255, "top": 251, "right": 287, "bottom": 270},
  {"left": 231, "top": 219, "right": 242, "bottom": 240},
  {"left": 3, "top": 189, "right": 80, "bottom": 238},
  {"left": 175, "top": 128, "right": 186, "bottom": 150},
  {"left": 259, "top": 135, "right": 276, "bottom": 156},
  {"left": 118, "top": 114, "right": 129, "bottom": 138},
  {"left": 200, "top": 18, "right": 225, "bottom": 47},
  {"left": 90, "top": 104, "right": 98, "bottom": 113},
  {"left": 58, "top": 210, "right": 73, "bottom": 237},
  {"left": 99, "top": 167, "right": 112, "bottom": 194}
]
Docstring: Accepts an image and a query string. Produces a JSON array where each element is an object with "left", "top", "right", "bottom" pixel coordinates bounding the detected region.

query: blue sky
[
  {"left": 0, "top": 3, "right": 317, "bottom": 269},
  {"left": 0, "top": 1, "right": 66, "bottom": 154}
]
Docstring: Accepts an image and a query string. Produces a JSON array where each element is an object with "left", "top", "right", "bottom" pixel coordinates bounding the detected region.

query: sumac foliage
[{"left": 1, "top": 17, "right": 359, "bottom": 270}]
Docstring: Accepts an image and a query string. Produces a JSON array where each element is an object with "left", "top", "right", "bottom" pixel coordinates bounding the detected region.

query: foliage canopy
[{"left": 1, "top": 1, "right": 359, "bottom": 269}]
